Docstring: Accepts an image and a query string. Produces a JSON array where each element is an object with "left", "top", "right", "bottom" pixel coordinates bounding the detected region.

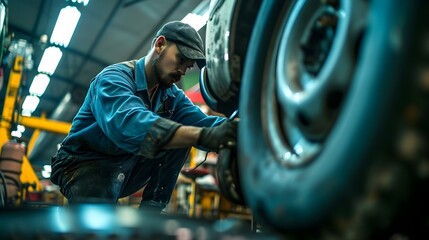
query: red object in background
[
  {"left": 181, "top": 167, "right": 210, "bottom": 180},
  {"left": 26, "top": 192, "right": 43, "bottom": 202},
  {"left": 0, "top": 140, "right": 25, "bottom": 199},
  {"left": 185, "top": 84, "right": 205, "bottom": 104}
]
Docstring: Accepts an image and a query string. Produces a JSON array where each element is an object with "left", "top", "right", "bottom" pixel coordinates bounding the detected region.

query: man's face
[{"left": 152, "top": 42, "right": 195, "bottom": 89}]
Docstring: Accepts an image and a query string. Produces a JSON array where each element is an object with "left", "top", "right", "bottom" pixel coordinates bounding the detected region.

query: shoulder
[
  {"left": 103, "top": 61, "right": 135, "bottom": 76},
  {"left": 95, "top": 61, "right": 136, "bottom": 86}
]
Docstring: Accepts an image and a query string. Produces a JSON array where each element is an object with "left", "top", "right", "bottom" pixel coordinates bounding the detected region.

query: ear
[{"left": 154, "top": 36, "right": 167, "bottom": 54}]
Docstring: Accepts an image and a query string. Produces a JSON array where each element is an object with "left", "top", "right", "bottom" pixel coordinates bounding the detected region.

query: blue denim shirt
[{"left": 57, "top": 57, "right": 224, "bottom": 160}]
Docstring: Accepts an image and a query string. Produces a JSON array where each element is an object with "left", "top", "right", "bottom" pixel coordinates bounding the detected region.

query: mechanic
[{"left": 50, "top": 21, "right": 237, "bottom": 211}]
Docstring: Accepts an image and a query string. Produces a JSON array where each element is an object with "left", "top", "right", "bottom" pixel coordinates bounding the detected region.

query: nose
[{"left": 177, "top": 66, "right": 187, "bottom": 75}]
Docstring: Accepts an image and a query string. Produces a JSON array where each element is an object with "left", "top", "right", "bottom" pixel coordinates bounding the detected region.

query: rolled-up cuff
[{"left": 137, "top": 118, "right": 182, "bottom": 158}]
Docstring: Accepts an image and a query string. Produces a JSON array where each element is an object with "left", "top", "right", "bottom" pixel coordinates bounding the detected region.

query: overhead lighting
[
  {"left": 17, "top": 125, "right": 26, "bottom": 133},
  {"left": 41, "top": 165, "right": 52, "bottom": 179},
  {"left": 21, "top": 110, "right": 32, "bottom": 117},
  {"left": 29, "top": 74, "right": 50, "bottom": 96},
  {"left": 50, "top": 6, "right": 81, "bottom": 47},
  {"left": 38, "top": 46, "right": 63, "bottom": 75},
  {"left": 11, "top": 125, "right": 25, "bottom": 138},
  {"left": 0, "top": 3, "right": 6, "bottom": 32},
  {"left": 22, "top": 95, "right": 40, "bottom": 116},
  {"left": 181, "top": 12, "right": 209, "bottom": 31},
  {"left": 69, "top": 0, "right": 90, "bottom": 6},
  {"left": 11, "top": 131, "right": 22, "bottom": 138},
  {"left": 181, "top": 0, "right": 212, "bottom": 31}
]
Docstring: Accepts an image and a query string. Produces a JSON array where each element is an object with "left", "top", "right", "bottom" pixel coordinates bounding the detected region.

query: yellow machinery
[{"left": 0, "top": 44, "right": 71, "bottom": 204}]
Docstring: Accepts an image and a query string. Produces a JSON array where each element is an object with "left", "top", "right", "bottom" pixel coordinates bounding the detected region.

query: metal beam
[
  {"left": 18, "top": 116, "right": 71, "bottom": 135},
  {"left": 128, "top": 0, "right": 185, "bottom": 59},
  {"left": 70, "top": 0, "right": 125, "bottom": 82},
  {"left": 30, "top": 0, "right": 47, "bottom": 36}
]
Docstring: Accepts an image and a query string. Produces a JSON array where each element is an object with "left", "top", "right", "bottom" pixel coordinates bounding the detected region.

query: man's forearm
[{"left": 163, "top": 125, "right": 202, "bottom": 149}]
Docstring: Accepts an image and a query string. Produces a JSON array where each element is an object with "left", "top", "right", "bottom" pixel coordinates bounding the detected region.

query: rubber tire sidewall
[{"left": 238, "top": 0, "right": 416, "bottom": 232}]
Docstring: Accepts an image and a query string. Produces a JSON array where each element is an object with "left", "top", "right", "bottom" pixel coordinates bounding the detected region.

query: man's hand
[{"left": 197, "top": 119, "right": 238, "bottom": 151}]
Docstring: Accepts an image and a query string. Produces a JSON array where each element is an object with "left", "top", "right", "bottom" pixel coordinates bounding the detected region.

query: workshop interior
[{"left": 1, "top": 0, "right": 429, "bottom": 239}]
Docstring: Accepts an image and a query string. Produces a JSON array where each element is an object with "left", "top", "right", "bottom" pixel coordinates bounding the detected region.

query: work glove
[{"left": 197, "top": 119, "right": 238, "bottom": 152}]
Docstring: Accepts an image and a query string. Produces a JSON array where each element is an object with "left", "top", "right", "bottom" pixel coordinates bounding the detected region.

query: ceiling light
[
  {"left": 11, "top": 125, "right": 25, "bottom": 138},
  {"left": 21, "top": 110, "right": 32, "bottom": 117},
  {"left": 43, "top": 165, "right": 52, "bottom": 172},
  {"left": 17, "top": 125, "right": 26, "bottom": 132},
  {"left": 50, "top": 6, "right": 81, "bottom": 47},
  {"left": 38, "top": 46, "right": 63, "bottom": 75},
  {"left": 0, "top": 3, "right": 6, "bottom": 31},
  {"left": 11, "top": 131, "right": 22, "bottom": 138},
  {"left": 70, "top": 0, "right": 90, "bottom": 6},
  {"left": 181, "top": 13, "right": 209, "bottom": 31},
  {"left": 29, "top": 73, "right": 50, "bottom": 96},
  {"left": 22, "top": 95, "right": 40, "bottom": 115},
  {"left": 181, "top": 0, "right": 212, "bottom": 31}
]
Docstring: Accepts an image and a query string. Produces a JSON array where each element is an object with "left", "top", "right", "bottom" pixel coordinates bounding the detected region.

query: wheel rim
[{"left": 264, "top": 0, "right": 368, "bottom": 168}]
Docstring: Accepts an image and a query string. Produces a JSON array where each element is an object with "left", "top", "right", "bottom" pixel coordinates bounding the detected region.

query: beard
[{"left": 152, "top": 50, "right": 181, "bottom": 89}]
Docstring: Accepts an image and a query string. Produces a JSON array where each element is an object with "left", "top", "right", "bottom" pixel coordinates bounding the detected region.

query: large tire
[{"left": 238, "top": 0, "right": 429, "bottom": 238}]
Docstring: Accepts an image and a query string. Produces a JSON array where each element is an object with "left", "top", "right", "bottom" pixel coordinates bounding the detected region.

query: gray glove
[{"left": 197, "top": 120, "right": 238, "bottom": 151}]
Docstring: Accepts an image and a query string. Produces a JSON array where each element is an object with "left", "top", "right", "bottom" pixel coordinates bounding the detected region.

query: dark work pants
[{"left": 56, "top": 148, "right": 189, "bottom": 211}]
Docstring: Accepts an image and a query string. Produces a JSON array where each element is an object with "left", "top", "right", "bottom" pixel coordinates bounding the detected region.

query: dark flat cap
[{"left": 155, "top": 21, "right": 206, "bottom": 68}]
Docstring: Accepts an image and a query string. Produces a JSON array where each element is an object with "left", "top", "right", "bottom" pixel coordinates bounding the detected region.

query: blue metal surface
[{"left": 0, "top": 204, "right": 281, "bottom": 239}]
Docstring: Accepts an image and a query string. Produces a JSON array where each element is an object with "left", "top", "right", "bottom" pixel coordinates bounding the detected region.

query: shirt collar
[
  {"left": 135, "top": 57, "right": 176, "bottom": 99},
  {"left": 135, "top": 57, "right": 147, "bottom": 91}
]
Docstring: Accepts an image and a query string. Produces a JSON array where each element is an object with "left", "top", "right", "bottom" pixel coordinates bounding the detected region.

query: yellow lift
[{"left": 0, "top": 55, "right": 71, "bottom": 193}]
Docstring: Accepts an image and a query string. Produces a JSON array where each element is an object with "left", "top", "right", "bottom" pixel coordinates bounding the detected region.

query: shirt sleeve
[
  {"left": 90, "top": 66, "right": 181, "bottom": 158},
  {"left": 170, "top": 85, "right": 226, "bottom": 127}
]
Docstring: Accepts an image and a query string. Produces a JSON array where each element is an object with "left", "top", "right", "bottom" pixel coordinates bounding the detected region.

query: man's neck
[{"left": 144, "top": 53, "right": 159, "bottom": 94}]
